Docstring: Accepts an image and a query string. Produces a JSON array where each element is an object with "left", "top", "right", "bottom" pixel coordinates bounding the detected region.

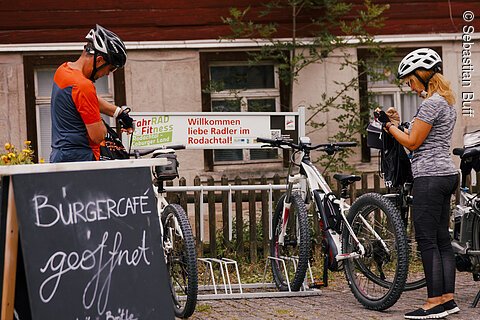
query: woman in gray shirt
[{"left": 382, "top": 48, "right": 459, "bottom": 319}]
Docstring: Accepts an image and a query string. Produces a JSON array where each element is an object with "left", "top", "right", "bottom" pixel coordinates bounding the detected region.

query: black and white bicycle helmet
[
  {"left": 85, "top": 24, "right": 127, "bottom": 69},
  {"left": 397, "top": 48, "right": 442, "bottom": 79}
]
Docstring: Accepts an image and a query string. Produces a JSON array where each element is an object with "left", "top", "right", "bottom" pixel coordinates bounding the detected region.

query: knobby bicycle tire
[
  {"left": 384, "top": 194, "right": 426, "bottom": 291},
  {"left": 343, "top": 193, "right": 408, "bottom": 310},
  {"left": 270, "top": 193, "right": 311, "bottom": 291},
  {"left": 396, "top": 207, "right": 426, "bottom": 292},
  {"left": 162, "top": 204, "right": 198, "bottom": 318},
  {"left": 474, "top": 213, "right": 480, "bottom": 258}
]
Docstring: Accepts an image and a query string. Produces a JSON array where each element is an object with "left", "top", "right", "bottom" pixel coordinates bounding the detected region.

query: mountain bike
[
  {"left": 383, "top": 183, "right": 427, "bottom": 291},
  {"left": 369, "top": 119, "right": 426, "bottom": 291},
  {"left": 451, "top": 146, "right": 480, "bottom": 307},
  {"left": 381, "top": 146, "right": 480, "bottom": 299},
  {"left": 257, "top": 136, "right": 408, "bottom": 311},
  {"left": 102, "top": 124, "right": 198, "bottom": 318}
]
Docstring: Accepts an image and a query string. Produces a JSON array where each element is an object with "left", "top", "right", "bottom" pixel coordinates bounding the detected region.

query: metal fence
[{"left": 163, "top": 172, "right": 396, "bottom": 261}]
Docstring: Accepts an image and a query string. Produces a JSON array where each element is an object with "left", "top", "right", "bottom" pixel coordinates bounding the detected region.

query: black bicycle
[
  {"left": 382, "top": 145, "right": 480, "bottom": 302},
  {"left": 383, "top": 183, "right": 427, "bottom": 291},
  {"left": 369, "top": 119, "right": 427, "bottom": 291},
  {"left": 102, "top": 123, "right": 198, "bottom": 318}
]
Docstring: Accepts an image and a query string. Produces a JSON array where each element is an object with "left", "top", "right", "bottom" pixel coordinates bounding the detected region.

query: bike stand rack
[
  {"left": 263, "top": 256, "right": 291, "bottom": 291},
  {"left": 198, "top": 257, "right": 243, "bottom": 295},
  {"left": 193, "top": 256, "right": 321, "bottom": 300},
  {"left": 472, "top": 289, "right": 480, "bottom": 308},
  {"left": 263, "top": 256, "right": 314, "bottom": 292}
]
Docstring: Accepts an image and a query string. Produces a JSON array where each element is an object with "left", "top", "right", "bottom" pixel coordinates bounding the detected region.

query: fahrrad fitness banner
[{"left": 123, "top": 109, "right": 305, "bottom": 149}]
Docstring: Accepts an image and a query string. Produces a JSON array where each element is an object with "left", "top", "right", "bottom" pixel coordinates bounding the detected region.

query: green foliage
[
  {"left": 214, "top": 216, "right": 265, "bottom": 260},
  {"left": 195, "top": 304, "right": 213, "bottom": 313},
  {"left": 222, "top": 0, "right": 396, "bottom": 174}
]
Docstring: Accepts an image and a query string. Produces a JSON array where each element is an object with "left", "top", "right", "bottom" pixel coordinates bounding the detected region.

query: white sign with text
[{"left": 124, "top": 110, "right": 304, "bottom": 149}]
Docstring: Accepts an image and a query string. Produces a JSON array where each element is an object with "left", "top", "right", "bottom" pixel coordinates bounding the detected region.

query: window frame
[
  {"left": 23, "top": 54, "right": 126, "bottom": 162},
  {"left": 357, "top": 47, "right": 442, "bottom": 162},
  {"left": 200, "top": 51, "right": 291, "bottom": 171}
]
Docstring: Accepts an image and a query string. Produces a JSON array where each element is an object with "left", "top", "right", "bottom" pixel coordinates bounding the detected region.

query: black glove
[
  {"left": 374, "top": 110, "right": 390, "bottom": 124},
  {"left": 400, "top": 121, "right": 410, "bottom": 129},
  {"left": 117, "top": 107, "right": 135, "bottom": 130}
]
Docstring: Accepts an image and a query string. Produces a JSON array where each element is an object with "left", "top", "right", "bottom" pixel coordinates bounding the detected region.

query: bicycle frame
[
  {"left": 153, "top": 170, "right": 184, "bottom": 259},
  {"left": 261, "top": 136, "right": 410, "bottom": 309},
  {"left": 453, "top": 174, "right": 480, "bottom": 254},
  {"left": 278, "top": 145, "right": 395, "bottom": 262}
]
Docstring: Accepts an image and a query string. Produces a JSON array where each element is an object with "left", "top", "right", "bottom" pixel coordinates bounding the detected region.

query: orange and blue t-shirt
[{"left": 50, "top": 62, "right": 102, "bottom": 162}]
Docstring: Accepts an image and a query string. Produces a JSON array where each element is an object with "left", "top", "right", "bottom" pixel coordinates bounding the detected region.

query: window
[
  {"left": 24, "top": 55, "right": 126, "bottom": 162},
  {"left": 358, "top": 47, "right": 442, "bottom": 162},
  {"left": 368, "top": 66, "right": 423, "bottom": 123},
  {"left": 200, "top": 52, "right": 290, "bottom": 170}
]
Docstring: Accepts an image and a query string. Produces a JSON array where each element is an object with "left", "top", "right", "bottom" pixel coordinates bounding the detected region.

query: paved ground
[{"left": 188, "top": 272, "right": 480, "bottom": 320}]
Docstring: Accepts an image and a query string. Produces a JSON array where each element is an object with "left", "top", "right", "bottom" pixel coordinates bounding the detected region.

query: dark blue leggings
[{"left": 412, "top": 174, "right": 458, "bottom": 298}]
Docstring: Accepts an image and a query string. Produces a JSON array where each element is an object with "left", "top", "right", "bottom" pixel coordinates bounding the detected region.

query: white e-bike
[{"left": 258, "top": 136, "right": 408, "bottom": 310}]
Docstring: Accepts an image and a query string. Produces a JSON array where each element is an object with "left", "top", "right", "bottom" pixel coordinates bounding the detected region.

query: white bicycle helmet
[
  {"left": 85, "top": 24, "right": 127, "bottom": 69},
  {"left": 397, "top": 48, "right": 442, "bottom": 79}
]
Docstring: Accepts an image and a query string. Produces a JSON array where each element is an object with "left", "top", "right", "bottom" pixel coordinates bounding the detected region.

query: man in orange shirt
[{"left": 50, "top": 24, "right": 134, "bottom": 162}]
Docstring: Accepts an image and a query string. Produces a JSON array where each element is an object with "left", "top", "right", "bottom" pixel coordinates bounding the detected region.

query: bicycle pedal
[
  {"left": 473, "top": 273, "right": 480, "bottom": 281},
  {"left": 336, "top": 252, "right": 360, "bottom": 260},
  {"left": 309, "top": 280, "right": 326, "bottom": 289}
]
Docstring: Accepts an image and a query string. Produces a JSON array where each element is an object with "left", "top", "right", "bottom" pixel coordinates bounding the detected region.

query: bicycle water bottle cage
[
  {"left": 153, "top": 153, "right": 179, "bottom": 181},
  {"left": 333, "top": 174, "right": 361, "bottom": 198}
]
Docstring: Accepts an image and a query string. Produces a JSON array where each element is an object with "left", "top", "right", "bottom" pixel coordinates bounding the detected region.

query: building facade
[{"left": 1, "top": 1, "right": 479, "bottom": 181}]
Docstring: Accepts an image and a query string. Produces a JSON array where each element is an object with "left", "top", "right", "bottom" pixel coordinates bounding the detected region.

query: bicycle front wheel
[
  {"left": 270, "top": 193, "right": 311, "bottom": 291},
  {"left": 162, "top": 204, "right": 198, "bottom": 318},
  {"left": 343, "top": 193, "right": 408, "bottom": 311}
]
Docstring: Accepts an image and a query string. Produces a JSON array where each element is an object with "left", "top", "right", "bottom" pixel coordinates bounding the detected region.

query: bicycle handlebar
[
  {"left": 129, "top": 145, "right": 186, "bottom": 157},
  {"left": 257, "top": 137, "right": 296, "bottom": 148},
  {"left": 257, "top": 137, "right": 357, "bottom": 153}
]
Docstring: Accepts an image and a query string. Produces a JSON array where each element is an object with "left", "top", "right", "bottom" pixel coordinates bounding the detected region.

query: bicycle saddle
[
  {"left": 333, "top": 174, "right": 361, "bottom": 186},
  {"left": 453, "top": 147, "right": 480, "bottom": 159}
]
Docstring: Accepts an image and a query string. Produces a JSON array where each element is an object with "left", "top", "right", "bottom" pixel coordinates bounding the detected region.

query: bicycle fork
[
  {"left": 156, "top": 189, "right": 184, "bottom": 261},
  {"left": 278, "top": 189, "right": 293, "bottom": 246},
  {"left": 278, "top": 175, "right": 303, "bottom": 245}
]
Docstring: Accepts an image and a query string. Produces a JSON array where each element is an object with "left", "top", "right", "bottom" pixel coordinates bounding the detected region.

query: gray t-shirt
[{"left": 410, "top": 93, "right": 457, "bottom": 178}]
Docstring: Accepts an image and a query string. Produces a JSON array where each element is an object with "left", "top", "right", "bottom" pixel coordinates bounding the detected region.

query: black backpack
[{"left": 380, "top": 128, "right": 413, "bottom": 188}]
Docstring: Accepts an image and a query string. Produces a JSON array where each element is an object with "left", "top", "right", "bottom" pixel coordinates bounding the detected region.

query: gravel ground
[{"left": 187, "top": 272, "right": 480, "bottom": 320}]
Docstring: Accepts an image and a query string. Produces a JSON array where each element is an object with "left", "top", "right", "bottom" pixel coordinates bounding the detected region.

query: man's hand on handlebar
[{"left": 116, "top": 106, "right": 135, "bottom": 134}]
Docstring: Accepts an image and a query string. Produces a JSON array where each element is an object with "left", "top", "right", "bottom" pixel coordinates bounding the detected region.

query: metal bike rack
[
  {"left": 194, "top": 256, "right": 321, "bottom": 300},
  {"left": 165, "top": 180, "right": 320, "bottom": 300},
  {"left": 473, "top": 289, "right": 480, "bottom": 308},
  {"left": 264, "top": 256, "right": 291, "bottom": 292},
  {"left": 198, "top": 257, "right": 243, "bottom": 295},
  {"left": 263, "top": 255, "right": 314, "bottom": 292}
]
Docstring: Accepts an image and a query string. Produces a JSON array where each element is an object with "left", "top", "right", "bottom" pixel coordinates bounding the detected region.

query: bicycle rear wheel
[
  {"left": 343, "top": 193, "right": 408, "bottom": 310},
  {"left": 270, "top": 193, "right": 311, "bottom": 291},
  {"left": 397, "top": 202, "right": 426, "bottom": 291},
  {"left": 473, "top": 213, "right": 480, "bottom": 273},
  {"left": 162, "top": 204, "right": 198, "bottom": 318},
  {"left": 384, "top": 193, "right": 426, "bottom": 291}
]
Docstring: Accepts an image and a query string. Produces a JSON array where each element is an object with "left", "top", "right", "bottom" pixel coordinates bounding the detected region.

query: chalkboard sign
[{"left": 12, "top": 167, "right": 174, "bottom": 320}]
